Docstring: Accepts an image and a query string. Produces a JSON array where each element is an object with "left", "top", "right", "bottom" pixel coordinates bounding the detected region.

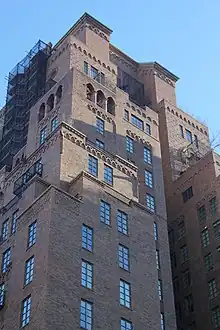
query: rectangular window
[
  {"left": 185, "top": 129, "right": 193, "bottom": 143},
  {"left": 180, "top": 125, "right": 184, "bottom": 138},
  {"left": 95, "top": 139, "right": 104, "bottom": 150},
  {"left": 145, "top": 170, "right": 153, "bottom": 188},
  {"left": 80, "top": 299, "right": 93, "bottom": 329},
  {"left": 161, "top": 313, "right": 165, "bottom": 330},
  {"left": 51, "top": 116, "right": 58, "bottom": 132},
  {"left": 124, "top": 109, "right": 129, "bottom": 121},
  {"left": 194, "top": 134, "right": 198, "bottom": 148},
  {"left": 96, "top": 117, "right": 104, "bottom": 135},
  {"left": 27, "top": 221, "right": 36, "bottom": 248},
  {"left": 20, "top": 296, "right": 31, "bottom": 328},
  {"left": 154, "top": 222, "right": 158, "bottom": 240},
  {"left": 24, "top": 256, "right": 34, "bottom": 286},
  {"left": 0, "top": 283, "right": 5, "bottom": 307},
  {"left": 146, "top": 123, "right": 151, "bottom": 135},
  {"left": 178, "top": 222, "right": 185, "bottom": 240},
  {"left": 2, "top": 248, "right": 11, "bottom": 273},
  {"left": 180, "top": 245, "right": 188, "bottom": 264},
  {"left": 204, "top": 253, "right": 213, "bottom": 271},
  {"left": 144, "top": 146, "right": 152, "bottom": 165},
  {"left": 210, "top": 197, "right": 217, "bottom": 216},
  {"left": 201, "top": 229, "right": 210, "bottom": 247},
  {"left": 208, "top": 279, "right": 218, "bottom": 299},
  {"left": 156, "top": 249, "right": 160, "bottom": 270},
  {"left": 146, "top": 194, "right": 155, "bottom": 213},
  {"left": 184, "top": 294, "right": 194, "bottom": 315},
  {"left": 100, "top": 72, "right": 105, "bottom": 85},
  {"left": 100, "top": 200, "right": 111, "bottom": 225},
  {"left": 197, "top": 205, "right": 206, "bottom": 223},
  {"left": 212, "top": 306, "right": 220, "bottom": 328},
  {"left": 182, "top": 269, "right": 191, "bottom": 288},
  {"left": 88, "top": 155, "right": 98, "bottom": 177},
  {"left": 182, "top": 186, "right": 193, "bottom": 203},
  {"left": 84, "top": 61, "right": 89, "bottom": 75},
  {"left": 82, "top": 225, "right": 93, "bottom": 252},
  {"left": 158, "top": 279, "right": 163, "bottom": 301},
  {"left": 213, "top": 219, "right": 220, "bottom": 239},
  {"left": 40, "top": 127, "right": 47, "bottom": 145},
  {"left": 81, "top": 260, "right": 93, "bottom": 289},
  {"left": 104, "top": 165, "right": 113, "bottom": 185},
  {"left": 121, "top": 318, "right": 133, "bottom": 330},
  {"left": 120, "top": 280, "right": 131, "bottom": 308},
  {"left": 117, "top": 210, "right": 128, "bottom": 235},
  {"left": 1, "top": 219, "right": 9, "bottom": 242},
  {"left": 118, "top": 244, "right": 129, "bottom": 271},
  {"left": 91, "top": 66, "right": 99, "bottom": 80},
  {"left": 11, "top": 210, "right": 18, "bottom": 234},
  {"left": 131, "top": 114, "right": 143, "bottom": 130},
  {"left": 126, "top": 136, "right": 134, "bottom": 153}
]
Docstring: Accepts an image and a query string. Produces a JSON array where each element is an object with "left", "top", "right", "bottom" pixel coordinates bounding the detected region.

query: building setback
[{"left": 0, "top": 13, "right": 176, "bottom": 330}]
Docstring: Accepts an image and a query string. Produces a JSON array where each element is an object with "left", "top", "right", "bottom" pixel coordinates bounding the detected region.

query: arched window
[
  {"left": 38, "top": 103, "right": 45, "bottom": 122},
  {"left": 107, "top": 97, "right": 115, "bottom": 115},
  {"left": 86, "top": 84, "right": 95, "bottom": 102},
  {"left": 97, "top": 90, "right": 105, "bottom": 109},
  {"left": 47, "top": 94, "right": 54, "bottom": 112},
  {"left": 56, "top": 85, "right": 63, "bottom": 104}
]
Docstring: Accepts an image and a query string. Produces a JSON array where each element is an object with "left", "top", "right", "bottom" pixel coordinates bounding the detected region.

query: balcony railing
[{"left": 13, "top": 159, "right": 43, "bottom": 195}]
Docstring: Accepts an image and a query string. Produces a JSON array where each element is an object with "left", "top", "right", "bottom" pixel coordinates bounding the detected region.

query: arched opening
[
  {"left": 86, "top": 84, "right": 95, "bottom": 102},
  {"left": 96, "top": 90, "right": 105, "bottom": 109},
  {"left": 47, "top": 94, "right": 54, "bottom": 112},
  {"left": 38, "top": 103, "right": 45, "bottom": 122},
  {"left": 107, "top": 97, "right": 115, "bottom": 115},
  {"left": 56, "top": 85, "right": 63, "bottom": 104}
]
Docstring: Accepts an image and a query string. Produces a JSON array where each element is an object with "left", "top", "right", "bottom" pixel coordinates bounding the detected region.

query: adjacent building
[
  {"left": 158, "top": 93, "right": 220, "bottom": 329},
  {"left": 0, "top": 13, "right": 176, "bottom": 330}
]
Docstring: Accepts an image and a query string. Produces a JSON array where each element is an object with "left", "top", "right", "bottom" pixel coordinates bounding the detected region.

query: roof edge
[{"left": 140, "top": 61, "right": 179, "bottom": 82}]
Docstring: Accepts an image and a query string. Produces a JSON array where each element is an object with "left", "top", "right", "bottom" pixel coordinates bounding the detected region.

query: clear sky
[{"left": 0, "top": 0, "right": 219, "bottom": 141}]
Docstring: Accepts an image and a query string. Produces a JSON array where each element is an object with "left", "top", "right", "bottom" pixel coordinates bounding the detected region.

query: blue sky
[{"left": 0, "top": 0, "right": 219, "bottom": 141}]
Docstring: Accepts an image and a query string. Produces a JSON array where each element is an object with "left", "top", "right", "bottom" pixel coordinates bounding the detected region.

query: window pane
[
  {"left": 208, "top": 279, "right": 218, "bottom": 299},
  {"left": 100, "top": 201, "right": 111, "bottom": 225},
  {"left": 88, "top": 156, "right": 98, "bottom": 177},
  {"left": 84, "top": 61, "right": 88, "bottom": 75},
  {"left": 156, "top": 250, "right": 160, "bottom": 270},
  {"left": 210, "top": 197, "right": 217, "bottom": 216},
  {"left": 121, "top": 318, "right": 133, "bottom": 330},
  {"left": 2, "top": 248, "right": 11, "bottom": 273},
  {"left": 21, "top": 296, "right": 31, "bottom": 328},
  {"left": 204, "top": 253, "right": 213, "bottom": 271},
  {"left": 126, "top": 136, "right": 134, "bottom": 153},
  {"left": 197, "top": 205, "right": 206, "bottom": 223},
  {"left": 1, "top": 219, "right": 9, "bottom": 242},
  {"left": 0, "top": 283, "right": 5, "bottom": 307},
  {"left": 51, "top": 116, "right": 58, "bottom": 132},
  {"left": 180, "top": 245, "right": 188, "bottom": 264},
  {"left": 27, "top": 222, "right": 36, "bottom": 248},
  {"left": 146, "top": 123, "right": 151, "bottom": 135},
  {"left": 182, "top": 186, "right": 193, "bottom": 203},
  {"left": 124, "top": 110, "right": 129, "bottom": 121},
  {"left": 158, "top": 279, "right": 163, "bottom": 300},
  {"left": 154, "top": 222, "right": 158, "bottom": 240},
  {"left": 201, "top": 229, "right": 210, "bottom": 247},
  {"left": 117, "top": 211, "right": 128, "bottom": 235},
  {"left": 91, "top": 66, "right": 99, "bottom": 80},
  {"left": 96, "top": 117, "right": 104, "bottom": 135},
  {"left": 80, "top": 299, "right": 93, "bottom": 330},
  {"left": 118, "top": 245, "right": 129, "bottom": 271},
  {"left": 24, "top": 256, "right": 34, "bottom": 285},
  {"left": 82, "top": 225, "right": 93, "bottom": 252},
  {"left": 146, "top": 194, "right": 155, "bottom": 213},
  {"left": 81, "top": 260, "right": 93, "bottom": 289},
  {"left": 96, "top": 139, "right": 104, "bottom": 149},
  {"left": 185, "top": 129, "right": 192, "bottom": 143},
  {"left": 11, "top": 210, "right": 19, "bottom": 234},
  {"left": 131, "top": 114, "right": 143, "bottom": 130},
  {"left": 180, "top": 125, "right": 184, "bottom": 138},
  {"left": 144, "top": 147, "right": 152, "bottom": 165},
  {"left": 120, "top": 280, "right": 131, "bottom": 308},
  {"left": 145, "top": 170, "right": 153, "bottom": 188},
  {"left": 40, "top": 127, "right": 47, "bottom": 145},
  {"left": 104, "top": 165, "right": 113, "bottom": 185}
]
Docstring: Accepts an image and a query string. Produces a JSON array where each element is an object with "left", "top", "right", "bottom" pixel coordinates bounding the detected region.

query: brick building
[
  {"left": 158, "top": 96, "right": 220, "bottom": 328},
  {"left": 0, "top": 13, "right": 176, "bottom": 330}
]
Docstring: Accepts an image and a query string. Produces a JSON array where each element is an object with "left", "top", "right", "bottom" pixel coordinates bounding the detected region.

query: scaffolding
[{"left": 0, "top": 40, "right": 51, "bottom": 171}]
